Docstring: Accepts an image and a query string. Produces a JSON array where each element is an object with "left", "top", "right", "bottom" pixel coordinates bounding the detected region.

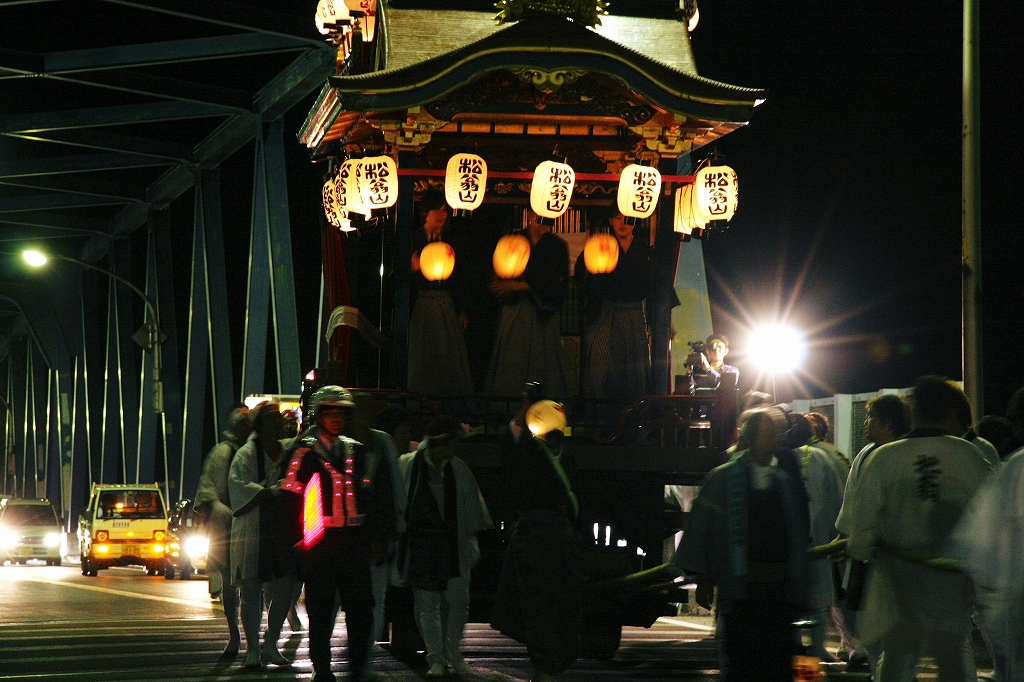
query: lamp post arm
[
  {"left": 56, "top": 254, "right": 165, "bottom": 414},
  {"left": 56, "top": 255, "right": 160, "bottom": 329}
]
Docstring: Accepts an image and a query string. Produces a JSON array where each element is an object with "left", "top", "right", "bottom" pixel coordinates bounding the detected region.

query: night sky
[{"left": 670, "top": 0, "right": 1022, "bottom": 414}]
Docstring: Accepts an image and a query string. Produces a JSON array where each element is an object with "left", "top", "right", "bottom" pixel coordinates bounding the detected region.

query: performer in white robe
[
  {"left": 396, "top": 419, "right": 493, "bottom": 678},
  {"left": 845, "top": 376, "right": 993, "bottom": 682},
  {"left": 944, "top": 447, "right": 1024, "bottom": 681}
]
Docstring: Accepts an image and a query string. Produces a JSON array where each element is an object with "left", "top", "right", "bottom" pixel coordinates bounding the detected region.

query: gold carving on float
[{"left": 511, "top": 67, "right": 589, "bottom": 94}]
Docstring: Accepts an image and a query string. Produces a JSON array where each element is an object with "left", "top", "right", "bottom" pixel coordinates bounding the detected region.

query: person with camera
[{"left": 686, "top": 333, "right": 739, "bottom": 393}]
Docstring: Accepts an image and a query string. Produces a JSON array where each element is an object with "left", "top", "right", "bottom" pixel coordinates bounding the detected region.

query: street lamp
[
  {"left": 748, "top": 323, "right": 807, "bottom": 400},
  {"left": 22, "top": 249, "right": 165, "bottom": 414}
]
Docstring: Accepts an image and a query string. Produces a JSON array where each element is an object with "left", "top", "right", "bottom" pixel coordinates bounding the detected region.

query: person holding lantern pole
[
  {"left": 278, "top": 386, "right": 395, "bottom": 682},
  {"left": 491, "top": 398, "right": 583, "bottom": 682},
  {"left": 408, "top": 188, "right": 474, "bottom": 396},
  {"left": 577, "top": 208, "right": 653, "bottom": 409},
  {"left": 486, "top": 209, "right": 571, "bottom": 400}
]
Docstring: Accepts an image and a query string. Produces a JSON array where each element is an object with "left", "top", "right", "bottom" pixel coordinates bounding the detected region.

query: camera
[{"left": 685, "top": 340, "right": 709, "bottom": 372}]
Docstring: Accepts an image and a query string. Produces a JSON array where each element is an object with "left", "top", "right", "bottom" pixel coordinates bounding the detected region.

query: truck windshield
[
  {"left": 1, "top": 505, "right": 59, "bottom": 526},
  {"left": 97, "top": 491, "right": 165, "bottom": 520}
]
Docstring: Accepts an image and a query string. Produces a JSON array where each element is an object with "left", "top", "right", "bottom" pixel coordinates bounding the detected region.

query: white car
[{"left": 0, "top": 498, "right": 63, "bottom": 566}]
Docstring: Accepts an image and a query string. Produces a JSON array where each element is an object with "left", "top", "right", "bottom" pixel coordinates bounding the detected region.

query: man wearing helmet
[{"left": 279, "top": 386, "right": 395, "bottom": 682}]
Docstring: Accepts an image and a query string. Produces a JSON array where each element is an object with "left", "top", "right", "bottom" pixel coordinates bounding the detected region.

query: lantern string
[{"left": 395, "top": 169, "right": 695, "bottom": 183}]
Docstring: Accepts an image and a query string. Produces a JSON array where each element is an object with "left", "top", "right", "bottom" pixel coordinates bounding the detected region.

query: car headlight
[
  {"left": 184, "top": 535, "right": 209, "bottom": 557},
  {"left": 0, "top": 528, "right": 17, "bottom": 548},
  {"left": 44, "top": 533, "right": 61, "bottom": 548}
]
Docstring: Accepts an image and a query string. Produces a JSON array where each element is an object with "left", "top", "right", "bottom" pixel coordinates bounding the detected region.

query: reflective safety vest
[{"left": 282, "top": 436, "right": 368, "bottom": 547}]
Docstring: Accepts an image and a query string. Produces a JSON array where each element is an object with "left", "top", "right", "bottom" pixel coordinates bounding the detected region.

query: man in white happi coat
[
  {"left": 195, "top": 406, "right": 252, "bottom": 656},
  {"left": 396, "top": 416, "right": 493, "bottom": 678},
  {"left": 944, "top": 445, "right": 1024, "bottom": 681},
  {"left": 845, "top": 376, "right": 993, "bottom": 682}
]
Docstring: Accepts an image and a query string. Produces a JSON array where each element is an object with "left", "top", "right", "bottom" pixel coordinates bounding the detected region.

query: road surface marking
[{"left": 17, "top": 575, "right": 216, "bottom": 609}]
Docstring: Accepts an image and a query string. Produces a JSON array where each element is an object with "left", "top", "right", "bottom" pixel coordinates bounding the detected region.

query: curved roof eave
[{"left": 328, "top": 16, "right": 766, "bottom": 125}]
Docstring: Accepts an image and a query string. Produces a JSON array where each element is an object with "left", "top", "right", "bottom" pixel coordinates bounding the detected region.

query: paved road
[{"left": 0, "top": 562, "right": 979, "bottom": 681}]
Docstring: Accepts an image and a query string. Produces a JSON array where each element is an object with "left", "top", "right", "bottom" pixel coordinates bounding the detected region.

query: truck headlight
[
  {"left": 44, "top": 533, "right": 61, "bottom": 548},
  {"left": 184, "top": 536, "right": 209, "bottom": 558},
  {"left": 0, "top": 528, "right": 17, "bottom": 548}
]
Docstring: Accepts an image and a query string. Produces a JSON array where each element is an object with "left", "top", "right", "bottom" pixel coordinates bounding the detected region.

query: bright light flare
[
  {"left": 22, "top": 250, "right": 48, "bottom": 267},
  {"left": 748, "top": 324, "right": 807, "bottom": 374}
]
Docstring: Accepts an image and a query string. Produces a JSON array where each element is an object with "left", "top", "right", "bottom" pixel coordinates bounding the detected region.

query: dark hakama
[
  {"left": 491, "top": 429, "right": 582, "bottom": 677},
  {"left": 408, "top": 226, "right": 474, "bottom": 396},
  {"left": 580, "top": 237, "right": 651, "bottom": 404},
  {"left": 408, "top": 290, "right": 474, "bottom": 396},
  {"left": 486, "top": 231, "right": 570, "bottom": 399}
]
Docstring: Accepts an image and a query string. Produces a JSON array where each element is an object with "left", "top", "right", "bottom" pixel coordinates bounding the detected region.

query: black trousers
[
  {"left": 721, "top": 593, "right": 796, "bottom": 682},
  {"left": 302, "top": 529, "right": 375, "bottom": 680}
]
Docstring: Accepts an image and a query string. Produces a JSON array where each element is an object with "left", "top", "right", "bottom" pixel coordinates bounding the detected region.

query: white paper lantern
[
  {"left": 530, "top": 160, "right": 575, "bottom": 220},
  {"left": 445, "top": 153, "right": 487, "bottom": 212},
  {"left": 617, "top": 164, "right": 662, "bottom": 219},
  {"left": 694, "top": 164, "right": 738, "bottom": 222},
  {"left": 339, "top": 159, "right": 371, "bottom": 219},
  {"left": 674, "top": 183, "right": 709, "bottom": 235},
  {"left": 315, "top": 0, "right": 351, "bottom": 35},
  {"left": 322, "top": 176, "right": 341, "bottom": 228},
  {"left": 357, "top": 155, "right": 398, "bottom": 210}
]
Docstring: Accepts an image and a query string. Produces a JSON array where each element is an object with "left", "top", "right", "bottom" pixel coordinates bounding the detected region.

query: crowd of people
[
  {"left": 674, "top": 376, "right": 1024, "bottom": 682},
  {"left": 193, "top": 383, "right": 580, "bottom": 682}
]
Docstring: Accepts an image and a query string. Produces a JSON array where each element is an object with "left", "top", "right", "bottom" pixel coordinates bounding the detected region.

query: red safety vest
[{"left": 282, "top": 436, "right": 368, "bottom": 548}]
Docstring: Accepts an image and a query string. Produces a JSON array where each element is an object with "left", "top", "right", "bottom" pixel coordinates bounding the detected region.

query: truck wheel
[
  {"left": 179, "top": 560, "right": 192, "bottom": 580},
  {"left": 581, "top": 620, "right": 622, "bottom": 661},
  {"left": 147, "top": 564, "right": 159, "bottom": 576},
  {"left": 164, "top": 566, "right": 176, "bottom": 580},
  {"left": 82, "top": 554, "right": 98, "bottom": 577}
]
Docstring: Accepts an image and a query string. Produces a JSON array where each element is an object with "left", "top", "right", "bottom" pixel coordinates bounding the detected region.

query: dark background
[{"left": 623, "top": 0, "right": 1020, "bottom": 414}]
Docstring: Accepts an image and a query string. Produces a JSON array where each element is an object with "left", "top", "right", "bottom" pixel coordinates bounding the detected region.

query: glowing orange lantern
[
  {"left": 530, "top": 160, "right": 575, "bottom": 220},
  {"left": 583, "top": 233, "right": 619, "bottom": 274},
  {"left": 420, "top": 242, "right": 455, "bottom": 281},
  {"left": 694, "top": 164, "right": 738, "bottom": 222},
  {"left": 445, "top": 153, "right": 487, "bottom": 213},
  {"left": 526, "top": 400, "right": 567, "bottom": 438},
  {"left": 617, "top": 164, "right": 662, "bottom": 219},
  {"left": 492, "top": 234, "right": 531, "bottom": 279}
]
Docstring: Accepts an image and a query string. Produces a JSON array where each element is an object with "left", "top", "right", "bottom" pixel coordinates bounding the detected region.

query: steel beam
[
  {"left": 241, "top": 133, "right": 269, "bottom": 399},
  {"left": 0, "top": 193, "right": 131, "bottom": 213},
  {"left": 135, "top": 223, "right": 159, "bottom": 485},
  {"left": 151, "top": 208, "right": 181, "bottom": 497},
  {"left": 0, "top": 152, "right": 173, "bottom": 178},
  {"left": 0, "top": 100, "right": 235, "bottom": 134},
  {"left": 264, "top": 119, "right": 301, "bottom": 392},
  {"left": 0, "top": 177, "right": 147, "bottom": 202},
  {"left": 255, "top": 47, "right": 336, "bottom": 120},
  {"left": 100, "top": 0, "right": 327, "bottom": 47},
  {"left": 44, "top": 33, "right": 308, "bottom": 73},
  {"left": 200, "top": 168, "right": 235, "bottom": 438},
  {"left": 6, "top": 129, "right": 193, "bottom": 162},
  {"left": 47, "top": 69, "right": 253, "bottom": 110},
  {"left": 179, "top": 181, "right": 211, "bottom": 502}
]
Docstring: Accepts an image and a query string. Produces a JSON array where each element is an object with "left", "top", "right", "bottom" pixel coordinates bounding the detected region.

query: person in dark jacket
[
  {"left": 491, "top": 399, "right": 582, "bottom": 682},
  {"left": 279, "top": 386, "right": 394, "bottom": 682}
]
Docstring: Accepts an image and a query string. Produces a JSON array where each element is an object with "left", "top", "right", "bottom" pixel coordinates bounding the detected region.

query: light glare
[
  {"left": 748, "top": 324, "right": 807, "bottom": 374},
  {"left": 22, "top": 250, "right": 48, "bottom": 267}
]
